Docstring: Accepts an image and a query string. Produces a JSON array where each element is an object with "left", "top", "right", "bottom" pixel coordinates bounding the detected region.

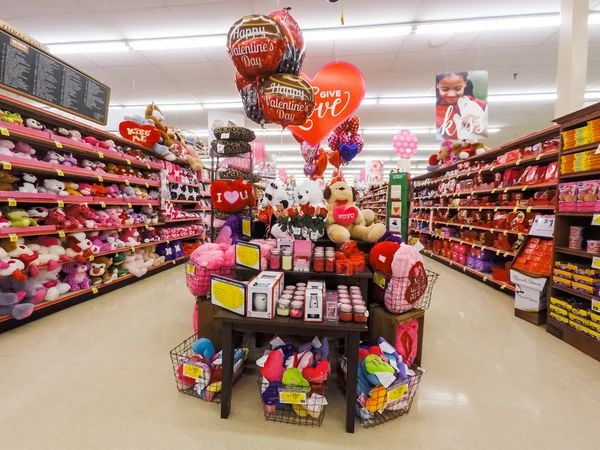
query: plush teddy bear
[
  {"left": 62, "top": 261, "right": 91, "bottom": 291},
  {"left": 27, "top": 206, "right": 48, "bottom": 225},
  {"left": 29, "top": 267, "right": 71, "bottom": 301},
  {"left": 122, "top": 252, "right": 148, "bottom": 277},
  {"left": 455, "top": 139, "right": 490, "bottom": 160},
  {"left": 64, "top": 182, "right": 81, "bottom": 196},
  {"left": 295, "top": 180, "right": 323, "bottom": 207},
  {"left": 25, "top": 117, "right": 45, "bottom": 131},
  {"left": 65, "top": 232, "right": 94, "bottom": 260},
  {"left": 323, "top": 181, "right": 386, "bottom": 244},
  {"left": 143, "top": 104, "right": 178, "bottom": 161},
  {"left": 427, "top": 140, "right": 456, "bottom": 171},
  {"left": 28, "top": 236, "right": 67, "bottom": 270},
  {"left": 13, "top": 141, "right": 36, "bottom": 159},
  {"left": 0, "top": 169, "right": 18, "bottom": 191},
  {"left": 89, "top": 256, "right": 114, "bottom": 285},
  {"left": 0, "top": 139, "right": 15, "bottom": 157},
  {"left": 39, "top": 179, "right": 68, "bottom": 196},
  {"left": 18, "top": 173, "right": 38, "bottom": 193},
  {"left": 44, "top": 150, "right": 64, "bottom": 164},
  {"left": 92, "top": 183, "right": 107, "bottom": 197}
]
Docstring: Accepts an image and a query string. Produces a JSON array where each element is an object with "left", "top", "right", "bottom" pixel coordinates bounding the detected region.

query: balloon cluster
[
  {"left": 227, "top": 9, "right": 315, "bottom": 128},
  {"left": 301, "top": 141, "right": 328, "bottom": 180},
  {"left": 327, "top": 116, "right": 364, "bottom": 168}
]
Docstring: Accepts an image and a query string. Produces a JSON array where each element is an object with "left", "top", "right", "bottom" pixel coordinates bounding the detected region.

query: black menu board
[{"left": 0, "top": 28, "right": 110, "bottom": 125}]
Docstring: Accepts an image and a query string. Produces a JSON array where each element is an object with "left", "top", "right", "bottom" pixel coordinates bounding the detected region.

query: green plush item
[
  {"left": 364, "top": 354, "right": 395, "bottom": 376},
  {"left": 282, "top": 368, "right": 310, "bottom": 392}
]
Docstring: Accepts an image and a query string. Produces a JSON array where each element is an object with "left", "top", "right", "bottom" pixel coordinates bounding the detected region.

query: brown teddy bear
[
  {"left": 323, "top": 181, "right": 386, "bottom": 244},
  {"left": 145, "top": 102, "right": 174, "bottom": 148},
  {"left": 0, "top": 169, "right": 18, "bottom": 190}
]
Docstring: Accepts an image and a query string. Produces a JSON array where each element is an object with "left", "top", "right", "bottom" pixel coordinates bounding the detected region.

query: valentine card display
[
  {"left": 289, "top": 62, "right": 366, "bottom": 147},
  {"left": 228, "top": 9, "right": 314, "bottom": 128},
  {"left": 258, "top": 74, "right": 315, "bottom": 128},
  {"left": 210, "top": 179, "right": 253, "bottom": 213},
  {"left": 227, "top": 15, "right": 286, "bottom": 79},
  {"left": 328, "top": 115, "right": 364, "bottom": 167}
]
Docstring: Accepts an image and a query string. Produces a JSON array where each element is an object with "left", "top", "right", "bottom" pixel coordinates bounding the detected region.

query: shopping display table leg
[{"left": 220, "top": 321, "right": 233, "bottom": 419}]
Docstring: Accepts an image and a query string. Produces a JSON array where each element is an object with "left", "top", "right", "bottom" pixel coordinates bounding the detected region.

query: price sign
[
  {"left": 592, "top": 299, "right": 600, "bottom": 313},
  {"left": 9, "top": 234, "right": 18, "bottom": 242},
  {"left": 387, "top": 383, "right": 408, "bottom": 402},
  {"left": 210, "top": 274, "right": 246, "bottom": 315},
  {"left": 92, "top": 287, "right": 98, "bottom": 294},
  {"left": 98, "top": 152, "right": 104, "bottom": 159},
  {"left": 89, "top": 255, "right": 94, "bottom": 261},
  {"left": 183, "top": 363, "right": 204, "bottom": 380},
  {"left": 145, "top": 183, "right": 149, "bottom": 188},
  {"left": 242, "top": 216, "right": 251, "bottom": 237},
  {"left": 373, "top": 271, "right": 386, "bottom": 289},
  {"left": 98, "top": 176, "right": 103, "bottom": 182},
  {"left": 125, "top": 180, "right": 130, "bottom": 185},
  {"left": 529, "top": 215, "right": 555, "bottom": 238},
  {"left": 186, "top": 264, "right": 195, "bottom": 275},
  {"left": 127, "top": 159, "right": 132, "bottom": 165},
  {"left": 127, "top": 203, "right": 132, "bottom": 208},
  {"left": 3, "top": 162, "right": 11, "bottom": 170},
  {"left": 0, "top": 128, "right": 9, "bottom": 136},
  {"left": 7, "top": 198, "right": 16, "bottom": 207},
  {"left": 56, "top": 169, "right": 64, "bottom": 177},
  {"left": 58, "top": 230, "right": 65, "bottom": 237},
  {"left": 100, "top": 202, "right": 106, "bottom": 208},
  {"left": 279, "top": 389, "right": 307, "bottom": 404},
  {"left": 54, "top": 140, "right": 63, "bottom": 148},
  {"left": 235, "top": 242, "right": 260, "bottom": 270},
  {"left": 57, "top": 200, "right": 64, "bottom": 207},
  {"left": 535, "top": 155, "right": 541, "bottom": 160}
]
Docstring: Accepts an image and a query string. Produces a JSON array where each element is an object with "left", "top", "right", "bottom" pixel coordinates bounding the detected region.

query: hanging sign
[
  {"left": 436, "top": 70, "right": 488, "bottom": 141},
  {"left": 210, "top": 274, "right": 246, "bottom": 315},
  {"left": 288, "top": 62, "right": 366, "bottom": 146},
  {"left": 235, "top": 242, "right": 261, "bottom": 269},
  {"left": 529, "top": 215, "right": 555, "bottom": 238}
]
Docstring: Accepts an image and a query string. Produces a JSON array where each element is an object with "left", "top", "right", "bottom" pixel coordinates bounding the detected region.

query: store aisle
[{"left": 0, "top": 261, "right": 598, "bottom": 450}]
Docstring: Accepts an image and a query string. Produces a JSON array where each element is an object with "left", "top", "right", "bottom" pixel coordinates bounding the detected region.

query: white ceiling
[{"left": 4, "top": 0, "right": 600, "bottom": 181}]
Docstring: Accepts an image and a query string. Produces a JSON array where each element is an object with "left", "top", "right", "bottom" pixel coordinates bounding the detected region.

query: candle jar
[
  {"left": 277, "top": 299, "right": 291, "bottom": 317},
  {"left": 336, "top": 260, "right": 353, "bottom": 276},
  {"left": 325, "top": 252, "right": 336, "bottom": 272},
  {"left": 270, "top": 249, "right": 281, "bottom": 270},
  {"left": 325, "top": 292, "right": 339, "bottom": 322},
  {"left": 353, "top": 305, "right": 368, "bottom": 323},
  {"left": 290, "top": 300, "right": 304, "bottom": 318},
  {"left": 313, "top": 250, "right": 325, "bottom": 272},
  {"left": 296, "top": 283, "right": 307, "bottom": 288},
  {"left": 282, "top": 250, "right": 293, "bottom": 271},
  {"left": 339, "top": 304, "right": 353, "bottom": 322}
]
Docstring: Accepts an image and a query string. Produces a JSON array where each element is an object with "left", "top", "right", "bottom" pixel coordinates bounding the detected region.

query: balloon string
[{"left": 341, "top": 0, "right": 345, "bottom": 25}]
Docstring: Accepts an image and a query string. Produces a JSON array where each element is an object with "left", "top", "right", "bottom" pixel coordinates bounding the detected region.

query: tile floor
[{"left": 0, "top": 259, "right": 599, "bottom": 449}]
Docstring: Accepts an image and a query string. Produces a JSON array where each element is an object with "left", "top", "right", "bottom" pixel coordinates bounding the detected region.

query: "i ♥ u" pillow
[{"left": 210, "top": 179, "right": 253, "bottom": 213}]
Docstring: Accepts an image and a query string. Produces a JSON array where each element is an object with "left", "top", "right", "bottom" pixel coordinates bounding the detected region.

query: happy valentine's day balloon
[
  {"left": 227, "top": 15, "right": 286, "bottom": 79},
  {"left": 269, "top": 8, "right": 305, "bottom": 76},
  {"left": 258, "top": 73, "right": 315, "bottom": 128},
  {"left": 235, "top": 72, "right": 252, "bottom": 91},
  {"left": 240, "top": 82, "right": 266, "bottom": 125}
]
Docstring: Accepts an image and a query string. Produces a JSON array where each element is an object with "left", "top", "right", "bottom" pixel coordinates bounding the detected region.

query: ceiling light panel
[{"left": 48, "top": 42, "right": 129, "bottom": 54}]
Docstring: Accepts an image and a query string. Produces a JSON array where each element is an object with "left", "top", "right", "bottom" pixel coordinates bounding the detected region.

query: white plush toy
[
  {"left": 294, "top": 180, "right": 323, "bottom": 206},
  {"left": 454, "top": 96, "right": 488, "bottom": 140},
  {"left": 261, "top": 181, "right": 292, "bottom": 239}
]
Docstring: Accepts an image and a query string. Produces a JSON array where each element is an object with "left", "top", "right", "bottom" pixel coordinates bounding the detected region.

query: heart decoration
[
  {"left": 405, "top": 261, "right": 428, "bottom": 304},
  {"left": 302, "top": 360, "right": 330, "bottom": 384},
  {"left": 328, "top": 150, "right": 342, "bottom": 169},
  {"left": 369, "top": 241, "right": 400, "bottom": 275},
  {"left": 396, "top": 320, "right": 419, "bottom": 365},
  {"left": 312, "top": 148, "right": 328, "bottom": 180},
  {"left": 288, "top": 62, "right": 366, "bottom": 146},
  {"left": 118, "top": 120, "right": 161, "bottom": 148},
  {"left": 303, "top": 162, "right": 316, "bottom": 176},
  {"left": 210, "top": 179, "right": 252, "bottom": 213},
  {"left": 261, "top": 350, "right": 285, "bottom": 383},
  {"left": 393, "top": 206, "right": 400, "bottom": 213},
  {"left": 216, "top": 226, "right": 232, "bottom": 245},
  {"left": 339, "top": 143, "right": 358, "bottom": 163},
  {"left": 333, "top": 205, "right": 359, "bottom": 227}
]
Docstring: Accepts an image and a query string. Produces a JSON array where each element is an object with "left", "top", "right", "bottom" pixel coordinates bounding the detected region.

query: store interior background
[{"left": 5, "top": 0, "right": 600, "bottom": 180}]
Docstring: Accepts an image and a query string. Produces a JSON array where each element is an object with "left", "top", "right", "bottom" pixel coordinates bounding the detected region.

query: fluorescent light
[
  {"left": 203, "top": 102, "right": 243, "bottom": 109},
  {"left": 488, "top": 128, "right": 500, "bottom": 133},
  {"left": 361, "top": 98, "right": 378, "bottom": 106},
  {"left": 129, "top": 35, "right": 224, "bottom": 50},
  {"left": 488, "top": 93, "right": 557, "bottom": 102},
  {"left": 585, "top": 92, "right": 600, "bottom": 100},
  {"left": 363, "top": 128, "right": 432, "bottom": 135},
  {"left": 48, "top": 41, "right": 130, "bottom": 54},
  {"left": 379, "top": 97, "right": 433, "bottom": 105},
  {"left": 588, "top": 13, "right": 600, "bottom": 25},
  {"left": 157, "top": 104, "right": 203, "bottom": 111},
  {"left": 304, "top": 25, "right": 412, "bottom": 41},
  {"left": 415, "top": 14, "right": 560, "bottom": 34}
]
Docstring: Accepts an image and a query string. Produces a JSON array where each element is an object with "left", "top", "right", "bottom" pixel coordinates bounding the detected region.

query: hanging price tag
[
  {"left": 479, "top": 207, "right": 482, "bottom": 211},
  {"left": 131, "top": 247, "right": 136, "bottom": 252},
  {"left": 145, "top": 183, "right": 149, "bottom": 188},
  {"left": 98, "top": 152, "right": 104, "bottom": 158},
  {"left": 92, "top": 287, "right": 99, "bottom": 294},
  {"left": 89, "top": 255, "right": 94, "bottom": 261},
  {"left": 0, "top": 128, "right": 9, "bottom": 136},
  {"left": 491, "top": 189, "right": 496, "bottom": 194},
  {"left": 490, "top": 166, "right": 495, "bottom": 171},
  {"left": 279, "top": 389, "right": 307, "bottom": 404},
  {"left": 503, "top": 231, "right": 507, "bottom": 236},
  {"left": 147, "top": 204, "right": 152, "bottom": 209},
  {"left": 127, "top": 203, "right": 132, "bottom": 208},
  {"left": 146, "top": 164, "right": 151, "bottom": 169},
  {"left": 100, "top": 202, "right": 106, "bottom": 208},
  {"left": 518, "top": 233, "right": 524, "bottom": 239},
  {"left": 8, "top": 198, "right": 16, "bottom": 207},
  {"left": 54, "top": 141, "right": 63, "bottom": 148},
  {"left": 98, "top": 176, "right": 103, "bottom": 182},
  {"left": 490, "top": 228, "right": 495, "bottom": 233},
  {"left": 186, "top": 264, "right": 196, "bottom": 275},
  {"left": 526, "top": 207, "right": 532, "bottom": 213},
  {"left": 373, "top": 272, "right": 386, "bottom": 288},
  {"left": 522, "top": 186, "right": 527, "bottom": 191},
  {"left": 56, "top": 169, "right": 64, "bottom": 177},
  {"left": 125, "top": 180, "right": 130, "bottom": 185},
  {"left": 183, "top": 363, "right": 203, "bottom": 380},
  {"left": 496, "top": 250, "right": 500, "bottom": 256},
  {"left": 9, "top": 234, "right": 18, "bottom": 242},
  {"left": 483, "top": 277, "right": 488, "bottom": 282},
  {"left": 515, "top": 160, "right": 521, "bottom": 166},
  {"left": 513, "top": 207, "right": 518, "bottom": 213},
  {"left": 503, "top": 252, "right": 509, "bottom": 257},
  {"left": 503, "top": 188, "right": 509, "bottom": 193},
  {"left": 501, "top": 285, "right": 506, "bottom": 290},
  {"left": 58, "top": 230, "right": 65, "bottom": 237},
  {"left": 535, "top": 155, "right": 541, "bottom": 161},
  {"left": 2, "top": 161, "right": 11, "bottom": 170},
  {"left": 57, "top": 200, "right": 64, "bottom": 207},
  {"left": 127, "top": 159, "right": 131, "bottom": 165},
  {"left": 469, "top": 226, "right": 473, "bottom": 230}
]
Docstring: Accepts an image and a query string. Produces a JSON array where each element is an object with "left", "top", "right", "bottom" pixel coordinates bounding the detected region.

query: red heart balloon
[
  {"left": 210, "top": 179, "right": 253, "bottom": 213},
  {"left": 288, "top": 62, "right": 366, "bottom": 147},
  {"left": 118, "top": 120, "right": 161, "bottom": 148},
  {"left": 328, "top": 150, "right": 342, "bottom": 169},
  {"left": 313, "top": 148, "right": 328, "bottom": 178}
]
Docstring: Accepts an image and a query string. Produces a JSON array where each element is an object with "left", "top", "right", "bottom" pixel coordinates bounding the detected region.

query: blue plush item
[
  {"left": 192, "top": 338, "right": 215, "bottom": 359},
  {"left": 298, "top": 342, "right": 312, "bottom": 354},
  {"left": 262, "top": 381, "right": 283, "bottom": 405},
  {"left": 376, "top": 231, "right": 403, "bottom": 245},
  {"left": 320, "top": 337, "right": 329, "bottom": 361},
  {"left": 339, "top": 143, "right": 359, "bottom": 163},
  {"left": 274, "top": 344, "right": 297, "bottom": 359},
  {"left": 357, "top": 361, "right": 375, "bottom": 396}
]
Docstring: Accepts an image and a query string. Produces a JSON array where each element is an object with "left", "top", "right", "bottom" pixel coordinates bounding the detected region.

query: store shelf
[
  {"left": 412, "top": 229, "right": 516, "bottom": 257},
  {"left": 167, "top": 199, "right": 201, "bottom": 204},
  {"left": 233, "top": 265, "right": 374, "bottom": 279},
  {"left": 0, "top": 221, "right": 167, "bottom": 238},
  {"left": 422, "top": 249, "right": 515, "bottom": 292},
  {"left": 166, "top": 179, "right": 204, "bottom": 187},
  {"left": 414, "top": 182, "right": 556, "bottom": 200},
  {"left": 411, "top": 218, "right": 527, "bottom": 236},
  {"left": 0, "top": 195, "right": 160, "bottom": 206},
  {"left": 413, "top": 205, "right": 554, "bottom": 211},
  {"left": 546, "top": 318, "right": 600, "bottom": 362},
  {"left": 554, "top": 247, "right": 598, "bottom": 259},
  {"left": 551, "top": 283, "right": 600, "bottom": 303},
  {"left": 162, "top": 217, "right": 203, "bottom": 223},
  {"left": 0, "top": 254, "right": 190, "bottom": 324},
  {"left": 561, "top": 142, "right": 600, "bottom": 156}
]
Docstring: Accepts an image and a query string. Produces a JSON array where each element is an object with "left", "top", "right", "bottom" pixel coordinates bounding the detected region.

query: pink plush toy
[
  {"left": 13, "top": 141, "right": 36, "bottom": 159},
  {"left": 30, "top": 267, "right": 71, "bottom": 301},
  {"left": 105, "top": 184, "right": 121, "bottom": 199},
  {"left": 384, "top": 244, "right": 428, "bottom": 314},
  {"left": 105, "top": 209, "right": 122, "bottom": 226},
  {"left": 78, "top": 183, "right": 95, "bottom": 196},
  {"left": 62, "top": 261, "right": 91, "bottom": 291}
]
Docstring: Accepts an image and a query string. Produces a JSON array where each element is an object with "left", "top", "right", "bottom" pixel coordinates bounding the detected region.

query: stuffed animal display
[
  {"left": 210, "top": 179, "right": 253, "bottom": 213},
  {"left": 323, "top": 181, "right": 386, "bottom": 244},
  {"left": 175, "top": 336, "right": 249, "bottom": 402},
  {"left": 258, "top": 337, "right": 329, "bottom": 420},
  {"left": 339, "top": 337, "right": 417, "bottom": 426},
  {"left": 186, "top": 243, "right": 236, "bottom": 296}
]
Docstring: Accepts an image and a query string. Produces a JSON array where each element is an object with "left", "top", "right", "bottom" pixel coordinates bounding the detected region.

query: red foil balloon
[
  {"left": 227, "top": 15, "right": 286, "bottom": 79},
  {"left": 269, "top": 8, "right": 305, "bottom": 76},
  {"left": 258, "top": 73, "right": 315, "bottom": 128},
  {"left": 328, "top": 150, "right": 342, "bottom": 169},
  {"left": 312, "top": 148, "right": 328, "bottom": 179},
  {"left": 235, "top": 72, "right": 252, "bottom": 91}
]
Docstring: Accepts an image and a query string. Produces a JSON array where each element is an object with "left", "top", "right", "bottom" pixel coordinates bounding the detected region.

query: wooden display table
[{"left": 214, "top": 310, "right": 367, "bottom": 433}]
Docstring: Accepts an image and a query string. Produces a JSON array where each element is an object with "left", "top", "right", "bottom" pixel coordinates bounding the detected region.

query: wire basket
[
  {"left": 337, "top": 356, "right": 424, "bottom": 428},
  {"left": 258, "top": 375, "right": 328, "bottom": 427},
  {"left": 384, "top": 269, "right": 439, "bottom": 314},
  {"left": 170, "top": 323, "right": 249, "bottom": 403},
  {"left": 185, "top": 260, "right": 232, "bottom": 297}
]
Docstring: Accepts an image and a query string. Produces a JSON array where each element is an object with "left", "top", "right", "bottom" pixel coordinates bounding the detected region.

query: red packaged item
[
  {"left": 493, "top": 212, "right": 507, "bottom": 229},
  {"left": 505, "top": 149, "right": 522, "bottom": 163},
  {"left": 506, "top": 211, "right": 525, "bottom": 231},
  {"left": 544, "top": 162, "right": 558, "bottom": 182}
]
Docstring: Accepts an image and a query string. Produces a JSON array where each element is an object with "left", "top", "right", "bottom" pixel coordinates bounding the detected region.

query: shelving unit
[
  {"left": 547, "top": 103, "right": 600, "bottom": 361},
  {"left": 410, "top": 126, "right": 560, "bottom": 295},
  {"left": 357, "top": 183, "right": 388, "bottom": 223}
]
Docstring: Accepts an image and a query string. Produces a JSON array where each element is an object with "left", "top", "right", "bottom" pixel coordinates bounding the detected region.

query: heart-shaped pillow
[
  {"left": 282, "top": 368, "right": 310, "bottom": 391},
  {"left": 369, "top": 242, "right": 400, "bottom": 275},
  {"left": 302, "top": 360, "right": 329, "bottom": 383},
  {"left": 118, "top": 120, "right": 161, "bottom": 148},
  {"left": 333, "top": 205, "right": 359, "bottom": 226},
  {"left": 261, "top": 350, "right": 285, "bottom": 383},
  {"left": 210, "top": 179, "right": 253, "bottom": 213}
]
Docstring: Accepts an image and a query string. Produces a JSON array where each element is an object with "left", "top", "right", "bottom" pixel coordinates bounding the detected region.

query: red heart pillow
[
  {"left": 302, "top": 360, "right": 329, "bottom": 384},
  {"left": 261, "top": 350, "right": 285, "bottom": 383},
  {"left": 210, "top": 179, "right": 253, "bottom": 213},
  {"left": 369, "top": 242, "right": 400, "bottom": 275}
]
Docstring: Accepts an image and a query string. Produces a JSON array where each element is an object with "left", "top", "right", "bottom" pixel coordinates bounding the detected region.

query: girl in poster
[{"left": 436, "top": 71, "right": 488, "bottom": 140}]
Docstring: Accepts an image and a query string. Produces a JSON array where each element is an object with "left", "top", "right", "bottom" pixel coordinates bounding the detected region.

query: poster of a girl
[{"left": 436, "top": 71, "right": 488, "bottom": 140}]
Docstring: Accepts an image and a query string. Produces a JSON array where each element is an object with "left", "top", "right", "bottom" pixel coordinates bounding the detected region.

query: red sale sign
[{"left": 288, "top": 62, "right": 365, "bottom": 147}]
